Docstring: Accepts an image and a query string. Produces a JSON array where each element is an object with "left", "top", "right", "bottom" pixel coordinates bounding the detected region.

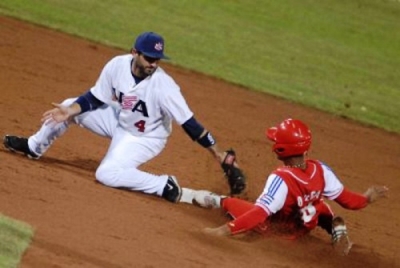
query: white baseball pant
[{"left": 28, "top": 98, "right": 169, "bottom": 196}]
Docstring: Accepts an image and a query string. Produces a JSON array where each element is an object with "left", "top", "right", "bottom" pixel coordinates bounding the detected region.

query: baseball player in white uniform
[{"left": 4, "top": 32, "right": 246, "bottom": 203}]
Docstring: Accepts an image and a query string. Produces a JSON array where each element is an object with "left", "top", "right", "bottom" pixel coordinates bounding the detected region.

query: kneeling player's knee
[{"left": 95, "top": 164, "right": 119, "bottom": 187}]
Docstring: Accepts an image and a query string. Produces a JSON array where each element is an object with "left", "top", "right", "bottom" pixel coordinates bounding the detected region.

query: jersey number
[
  {"left": 134, "top": 120, "right": 146, "bottom": 132},
  {"left": 300, "top": 203, "right": 317, "bottom": 223}
]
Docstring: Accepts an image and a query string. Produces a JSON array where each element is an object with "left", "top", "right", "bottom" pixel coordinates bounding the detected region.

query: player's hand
[
  {"left": 42, "top": 102, "right": 81, "bottom": 125},
  {"left": 364, "top": 185, "right": 388, "bottom": 203},
  {"left": 203, "top": 224, "right": 231, "bottom": 236}
]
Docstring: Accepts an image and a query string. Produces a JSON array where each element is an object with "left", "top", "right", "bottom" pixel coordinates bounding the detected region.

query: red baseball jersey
[{"left": 255, "top": 159, "right": 344, "bottom": 231}]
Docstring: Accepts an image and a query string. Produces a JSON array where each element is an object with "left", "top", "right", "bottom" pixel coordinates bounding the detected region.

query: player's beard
[
  {"left": 134, "top": 61, "right": 157, "bottom": 78},
  {"left": 143, "top": 65, "right": 157, "bottom": 76}
]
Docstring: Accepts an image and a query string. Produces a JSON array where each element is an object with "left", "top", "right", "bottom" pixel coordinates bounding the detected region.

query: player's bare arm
[{"left": 200, "top": 132, "right": 225, "bottom": 162}]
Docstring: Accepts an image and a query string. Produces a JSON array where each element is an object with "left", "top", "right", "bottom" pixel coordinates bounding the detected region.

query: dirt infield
[{"left": 1, "top": 16, "right": 399, "bottom": 268}]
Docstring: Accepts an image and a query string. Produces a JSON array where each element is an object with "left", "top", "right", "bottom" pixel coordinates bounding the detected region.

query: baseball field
[{"left": 0, "top": 1, "right": 399, "bottom": 267}]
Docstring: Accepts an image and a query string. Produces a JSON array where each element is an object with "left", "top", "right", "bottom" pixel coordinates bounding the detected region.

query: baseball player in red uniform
[
  {"left": 193, "top": 118, "right": 388, "bottom": 255},
  {"left": 3, "top": 32, "right": 245, "bottom": 204}
]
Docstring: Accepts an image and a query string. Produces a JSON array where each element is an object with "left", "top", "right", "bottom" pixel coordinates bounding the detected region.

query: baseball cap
[{"left": 134, "top": 32, "right": 169, "bottom": 59}]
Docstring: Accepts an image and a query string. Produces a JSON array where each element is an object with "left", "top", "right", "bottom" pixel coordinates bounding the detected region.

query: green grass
[
  {"left": 0, "top": 214, "right": 34, "bottom": 268},
  {"left": 0, "top": 0, "right": 399, "bottom": 133}
]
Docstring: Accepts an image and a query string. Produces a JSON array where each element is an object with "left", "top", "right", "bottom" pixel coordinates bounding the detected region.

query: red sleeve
[
  {"left": 334, "top": 188, "right": 368, "bottom": 210},
  {"left": 227, "top": 205, "right": 268, "bottom": 235}
]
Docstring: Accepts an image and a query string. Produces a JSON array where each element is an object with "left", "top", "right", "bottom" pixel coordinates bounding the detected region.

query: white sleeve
[
  {"left": 160, "top": 83, "right": 193, "bottom": 125},
  {"left": 255, "top": 174, "right": 288, "bottom": 215},
  {"left": 320, "top": 161, "right": 344, "bottom": 200},
  {"left": 90, "top": 59, "right": 115, "bottom": 104}
]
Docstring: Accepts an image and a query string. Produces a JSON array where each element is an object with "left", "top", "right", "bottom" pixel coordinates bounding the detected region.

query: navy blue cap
[{"left": 134, "top": 32, "right": 169, "bottom": 59}]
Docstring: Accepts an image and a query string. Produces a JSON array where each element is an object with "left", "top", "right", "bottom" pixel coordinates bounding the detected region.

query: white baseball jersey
[
  {"left": 29, "top": 54, "right": 195, "bottom": 197},
  {"left": 91, "top": 54, "right": 194, "bottom": 138}
]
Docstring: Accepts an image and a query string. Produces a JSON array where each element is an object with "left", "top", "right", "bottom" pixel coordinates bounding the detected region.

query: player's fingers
[
  {"left": 42, "top": 107, "right": 59, "bottom": 122},
  {"left": 42, "top": 106, "right": 59, "bottom": 117},
  {"left": 377, "top": 186, "right": 389, "bottom": 196},
  {"left": 42, "top": 117, "right": 53, "bottom": 125},
  {"left": 374, "top": 185, "right": 386, "bottom": 192},
  {"left": 42, "top": 111, "right": 52, "bottom": 118},
  {"left": 42, "top": 103, "right": 62, "bottom": 117},
  {"left": 369, "top": 186, "right": 389, "bottom": 203},
  {"left": 41, "top": 112, "right": 54, "bottom": 124}
]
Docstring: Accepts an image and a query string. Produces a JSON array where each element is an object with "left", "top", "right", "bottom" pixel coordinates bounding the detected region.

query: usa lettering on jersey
[
  {"left": 121, "top": 95, "right": 137, "bottom": 109},
  {"left": 120, "top": 94, "right": 149, "bottom": 117}
]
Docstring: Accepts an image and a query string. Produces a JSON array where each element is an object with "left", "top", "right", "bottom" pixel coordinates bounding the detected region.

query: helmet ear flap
[{"left": 274, "top": 147, "right": 285, "bottom": 154}]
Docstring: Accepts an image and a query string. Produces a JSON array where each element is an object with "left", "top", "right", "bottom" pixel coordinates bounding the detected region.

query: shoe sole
[{"left": 3, "top": 135, "right": 39, "bottom": 160}]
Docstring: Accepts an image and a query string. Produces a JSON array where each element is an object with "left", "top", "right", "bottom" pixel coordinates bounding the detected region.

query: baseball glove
[{"left": 221, "top": 149, "right": 246, "bottom": 195}]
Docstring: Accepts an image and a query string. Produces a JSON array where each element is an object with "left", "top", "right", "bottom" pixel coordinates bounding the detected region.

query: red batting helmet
[{"left": 266, "top": 118, "right": 311, "bottom": 158}]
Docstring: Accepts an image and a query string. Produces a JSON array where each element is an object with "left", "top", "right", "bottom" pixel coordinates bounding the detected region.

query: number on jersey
[
  {"left": 300, "top": 203, "right": 317, "bottom": 223},
  {"left": 134, "top": 120, "right": 146, "bottom": 132}
]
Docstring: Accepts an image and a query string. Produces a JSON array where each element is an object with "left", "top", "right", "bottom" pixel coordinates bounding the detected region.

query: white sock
[{"left": 179, "top": 188, "right": 196, "bottom": 204}]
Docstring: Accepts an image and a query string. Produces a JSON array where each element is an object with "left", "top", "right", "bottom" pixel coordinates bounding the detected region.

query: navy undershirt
[
  {"left": 132, "top": 73, "right": 143, "bottom": 84},
  {"left": 182, "top": 116, "right": 205, "bottom": 140},
  {"left": 131, "top": 59, "right": 144, "bottom": 84},
  {"left": 75, "top": 91, "right": 104, "bottom": 114}
]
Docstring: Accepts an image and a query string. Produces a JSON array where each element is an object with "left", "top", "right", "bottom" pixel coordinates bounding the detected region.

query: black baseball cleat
[
  {"left": 161, "top": 176, "right": 182, "bottom": 203},
  {"left": 3, "top": 135, "right": 39, "bottom": 159}
]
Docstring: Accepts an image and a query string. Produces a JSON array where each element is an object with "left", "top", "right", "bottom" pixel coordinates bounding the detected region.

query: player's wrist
[
  {"left": 364, "top": 193, "right": 372, "bottom": 204},
  {"left": 67, "top": 103, "right": 82, "bottom": 117},
  {"left": 220, "top": 224, "right": 232, "bottom": 236},
  {"left": 197, "top": 131, "right": 216, "bottom": 148},
  {"left": 207, "top": 145, "right": 225, "bottom": 163}
]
